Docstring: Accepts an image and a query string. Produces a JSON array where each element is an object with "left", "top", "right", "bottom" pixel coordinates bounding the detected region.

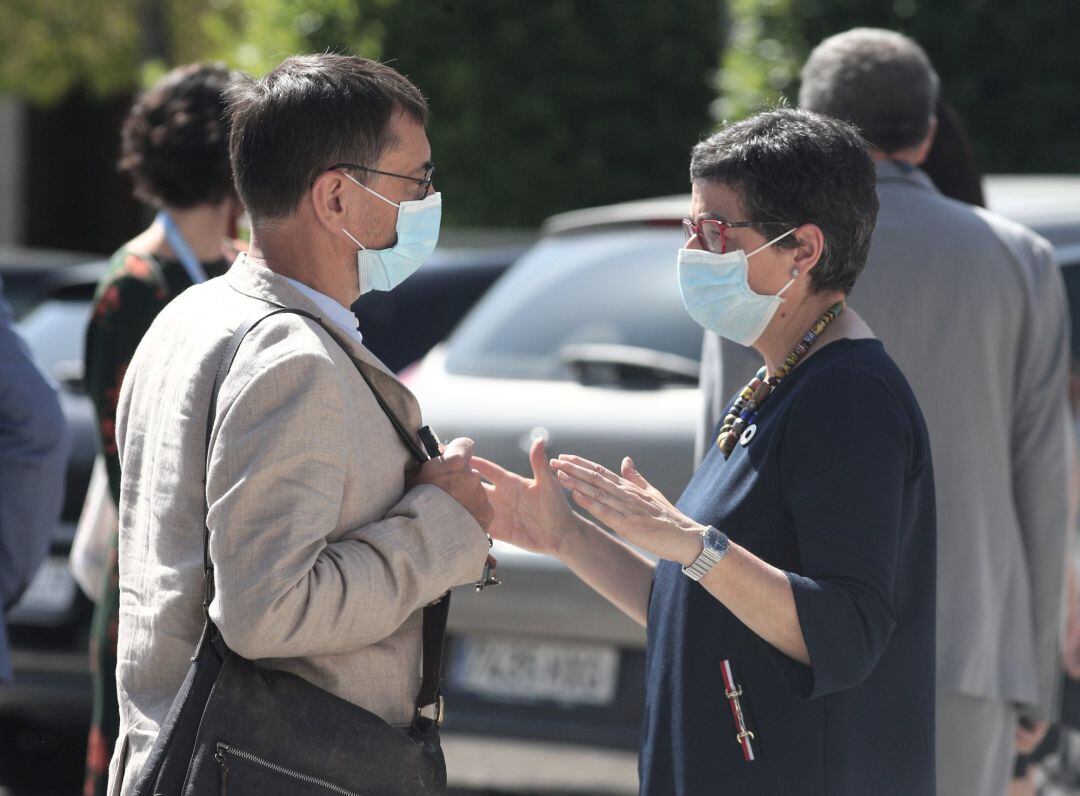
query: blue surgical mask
[
  {"left": 677, "top": 228, "right": 799, "bottom": 346},
  {"left": 341, "top": 172, "right": 442, "bottom": 294}
]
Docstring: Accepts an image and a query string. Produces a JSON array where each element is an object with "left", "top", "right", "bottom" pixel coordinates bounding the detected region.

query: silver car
[{"left": 409, "top": 176, "right": 1080, "bottom": 748}]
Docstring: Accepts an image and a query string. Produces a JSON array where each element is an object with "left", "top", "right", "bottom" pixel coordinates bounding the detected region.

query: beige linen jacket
[{"left": 107, "top": 254, "right": 489, "bottom": 795}]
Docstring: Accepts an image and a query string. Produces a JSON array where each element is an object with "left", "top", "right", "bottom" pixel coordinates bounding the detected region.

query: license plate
[
  {"left": 450, "top": 636, "right": 619, "bottom": 707},
  {"left": 8, "top": 557, "right": 78, "bottom": 624}
]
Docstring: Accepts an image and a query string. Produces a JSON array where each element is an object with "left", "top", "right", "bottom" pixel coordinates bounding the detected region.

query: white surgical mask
[
  {"left": 677, "top": 228, "right": 799, "bottom": 346},
  {"left": 341, "top": 172, "right": 442, "bottom": 294}
]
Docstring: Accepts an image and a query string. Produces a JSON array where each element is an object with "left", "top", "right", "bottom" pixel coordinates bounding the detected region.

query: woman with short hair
[{"left": 475, "top": 108, "right": 937, "bottom": 794}]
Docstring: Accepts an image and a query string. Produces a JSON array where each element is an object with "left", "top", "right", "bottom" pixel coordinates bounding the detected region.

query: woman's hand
[
  {"left": 472, "top": 438, "right": 579, "bottom": 558},
  {"left": 550, "top": 454, "right": 704, "bottom": 565}
]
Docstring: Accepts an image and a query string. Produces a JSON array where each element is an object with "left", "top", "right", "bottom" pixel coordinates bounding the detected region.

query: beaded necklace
[{"left": 716, "top": 300, "right": 845, "bottom": 459}]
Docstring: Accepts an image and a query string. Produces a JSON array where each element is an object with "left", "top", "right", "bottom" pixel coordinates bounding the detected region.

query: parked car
[
  {"left": 354, "top": 237, "right": 530, "bottom": 372},
  {"left": 409, "top": 175, "right": 1080, "bottom": 750},
  {"left": 0, "top": 239, "right": 531, "bottom": 790},
  {"left": 0, "top": 247, "right": 100, "bottom": 320}
]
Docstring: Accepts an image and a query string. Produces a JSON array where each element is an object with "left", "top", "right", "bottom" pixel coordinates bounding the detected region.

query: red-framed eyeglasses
[{"left": 682, "top": 218, "right": 787, "bottom": 254}]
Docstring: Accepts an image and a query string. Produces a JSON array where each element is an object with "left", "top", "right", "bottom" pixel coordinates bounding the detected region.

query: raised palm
[{"left": 472, "top": 438, "right": 576, "bottom": 557}]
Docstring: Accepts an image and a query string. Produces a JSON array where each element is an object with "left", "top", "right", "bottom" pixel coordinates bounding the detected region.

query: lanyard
[{"left": 157, "top": 210, "right": 210, "bottom": 285}]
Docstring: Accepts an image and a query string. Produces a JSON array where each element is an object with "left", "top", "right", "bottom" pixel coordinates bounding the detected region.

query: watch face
[{"left": 703, "top": 526, "right": 729, "bottom": 556}]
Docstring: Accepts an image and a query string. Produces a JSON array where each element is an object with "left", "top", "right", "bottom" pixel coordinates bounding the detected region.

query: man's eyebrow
[{"left": 692, "top": 211, "right": 726, "bottom": 223}]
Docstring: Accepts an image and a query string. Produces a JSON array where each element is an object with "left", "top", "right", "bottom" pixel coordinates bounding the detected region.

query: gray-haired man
[{"left": 698, "top": 28, "right": 1070, "bottom": 795}]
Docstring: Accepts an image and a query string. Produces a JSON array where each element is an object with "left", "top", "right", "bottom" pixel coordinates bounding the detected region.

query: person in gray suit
[{"left": 698, "top": 28, "right": 1071, "bottom": 795}]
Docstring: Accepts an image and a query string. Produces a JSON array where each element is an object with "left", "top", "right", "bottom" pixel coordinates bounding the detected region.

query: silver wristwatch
[{"left": 681, "top": 526, "right": 730, "bottom": 581}]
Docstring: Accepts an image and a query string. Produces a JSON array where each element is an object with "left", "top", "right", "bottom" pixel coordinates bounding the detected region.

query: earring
[{"left": 791, "top": 268, "right": 800, "bottom": 278}]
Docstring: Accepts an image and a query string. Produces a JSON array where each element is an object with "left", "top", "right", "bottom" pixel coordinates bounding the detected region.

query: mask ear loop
[
  {"left": 747, "top": 226, "right": 799, "bottom": 258},
  {"left": 341, "top": 227, "right": 367, "bottom": 250},
  {"left": 341, "top": 170, "right": 401, "bottom": 251},
  {"left": 340, "top": 170, "right": 401, "bottom": 209},
  {"left": 746, "top": 227, "right": 801, "bottom": 298}
]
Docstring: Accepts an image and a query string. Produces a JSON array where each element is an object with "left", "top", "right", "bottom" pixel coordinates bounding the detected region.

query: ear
[
  {"left": 790, "top": 223, "right": 826, "bottom": 275},
  {"left": 309, "top": 170, "right": 349, "bottom": 234}
]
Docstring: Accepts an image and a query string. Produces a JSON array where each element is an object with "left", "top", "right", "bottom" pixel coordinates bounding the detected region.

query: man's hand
[
  {"left": 472, "top": 438, "right": 578, "bottom": 557},
  {"left": 406, "top": 437, "right": 494, "bottom": 530}
]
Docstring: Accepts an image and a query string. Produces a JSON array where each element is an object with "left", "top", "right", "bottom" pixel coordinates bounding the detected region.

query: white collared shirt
[{"left": 282, "top": 275, "right": 364, "bottom": 346}]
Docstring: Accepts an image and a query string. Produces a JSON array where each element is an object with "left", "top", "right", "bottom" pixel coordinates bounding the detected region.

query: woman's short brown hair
[{"left": 119, "top": 62, "right": 239, "bottom": 209}]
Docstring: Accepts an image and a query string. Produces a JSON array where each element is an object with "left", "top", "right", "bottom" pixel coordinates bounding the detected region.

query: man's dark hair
[
  {"left": 119, "top": 62, "right": 239, "bottom": 209},
  {"left": 799, "top": 28, "right": 940, "bottom": 154},
  {"left": 690, "top": 108, "right": 879, "bottom": 295},
  {"left": 226, "top": 53, "right": 428, "bottom": 221}
]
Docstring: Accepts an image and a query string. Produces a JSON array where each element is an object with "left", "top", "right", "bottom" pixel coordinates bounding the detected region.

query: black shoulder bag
[{"left": 132, "top": 307, "right": 450, "bottom": 796}]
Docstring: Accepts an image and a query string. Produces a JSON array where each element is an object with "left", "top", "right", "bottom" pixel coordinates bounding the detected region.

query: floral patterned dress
[{"left": 82, "top": 246, "right": 231, "bottom": 796}]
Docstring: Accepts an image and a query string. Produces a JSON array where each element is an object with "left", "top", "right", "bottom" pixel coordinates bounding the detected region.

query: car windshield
[{"left": 445, "top": 228, "right": 701, "bottom": 380}]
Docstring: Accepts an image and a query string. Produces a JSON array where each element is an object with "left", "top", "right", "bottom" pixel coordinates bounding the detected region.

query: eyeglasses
[
  {"left": 682, "top": 218, "right": 787, "bottom": 254},
  {"left": 327, "top": 162, "right": 435, "bottom": 200}
]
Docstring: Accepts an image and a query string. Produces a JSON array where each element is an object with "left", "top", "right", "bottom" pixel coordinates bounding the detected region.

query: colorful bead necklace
[{"left": 716, "top": 301, "right": 845, "bottom": 459}]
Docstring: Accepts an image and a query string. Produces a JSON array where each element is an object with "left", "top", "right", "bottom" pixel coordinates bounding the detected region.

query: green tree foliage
[
  {"left": 1, "top": 0, "right": 721, "bottom": 226},
  {"left": 718, "top": 0, "right": 1080, "bottom": 173},
  {"left": 367, "top": 1, "right": 720, "bottom": 226},
  {"left": 0, "top": 0, "right": 144, "bottom": 104},
  {"left": 0, "top": 0, "right": 377, "bottom": 103}
]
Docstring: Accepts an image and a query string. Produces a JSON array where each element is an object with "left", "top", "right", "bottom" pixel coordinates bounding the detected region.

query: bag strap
[{"left": 196, "top": 305, "right": 450, "bottom": 721}]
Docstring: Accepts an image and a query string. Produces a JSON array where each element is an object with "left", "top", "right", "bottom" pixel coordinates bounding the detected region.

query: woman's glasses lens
[
  {"left": 701, "top": 222, "right": 725, "bottom": 253},
  {"left": 683, "top": 219, "right": 727, "bottom": 254}
]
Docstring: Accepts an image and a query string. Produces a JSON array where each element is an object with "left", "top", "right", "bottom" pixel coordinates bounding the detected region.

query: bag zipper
[{"left": 215, "top": 742, "right": 364, "bottom": 796}]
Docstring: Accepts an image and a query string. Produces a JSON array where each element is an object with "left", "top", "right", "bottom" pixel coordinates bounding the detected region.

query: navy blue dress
[{"left": 641, "top": 339, "right": 936, "bottom": 795}]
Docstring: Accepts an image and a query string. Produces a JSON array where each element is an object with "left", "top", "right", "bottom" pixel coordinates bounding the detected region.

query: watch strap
[{"left": 682, "top": 526, "right": 729, "bottom": 581}]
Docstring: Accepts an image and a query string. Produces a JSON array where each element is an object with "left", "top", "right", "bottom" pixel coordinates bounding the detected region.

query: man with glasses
[
  {"left": 698, "top": 29, "right": 1070, "bottom": 796},
  {"left": 107, "top": 53, "right": 493, "bottom": 793}
]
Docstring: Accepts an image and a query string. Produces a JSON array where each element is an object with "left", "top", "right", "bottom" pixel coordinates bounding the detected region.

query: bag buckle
[{"left": 418, "top": 695, "right": 445, "bottom": 727}]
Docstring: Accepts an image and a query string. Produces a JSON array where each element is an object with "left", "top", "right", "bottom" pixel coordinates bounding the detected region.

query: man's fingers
[
  {"left": 471, "top": 456, "right": 505, "bottom": 484},
  {"left": 477, "top": 501, "right": 495, "bottom": 530},
  {"left": 442, "top": 437, "right": 475, "bottom": 465},
  {"left": 529, "top": 438, "right": 559, "bottom": 486}
]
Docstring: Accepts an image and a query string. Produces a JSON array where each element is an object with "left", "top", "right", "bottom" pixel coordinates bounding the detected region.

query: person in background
[
  {"left": 699, "top": 28, "right": 1071, "bottom": 796},
  {"left": 919, "top": 90, "right": 1070, "bottom": 795},
  {"left": 81, "top": 62, "right": 244, "bottom": 796},
  {"left": 0, "top": 279, "right": 68, "bottom": 682},
  {"left": 921, "top": 98, "right": 986, "bottom": 207}
]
